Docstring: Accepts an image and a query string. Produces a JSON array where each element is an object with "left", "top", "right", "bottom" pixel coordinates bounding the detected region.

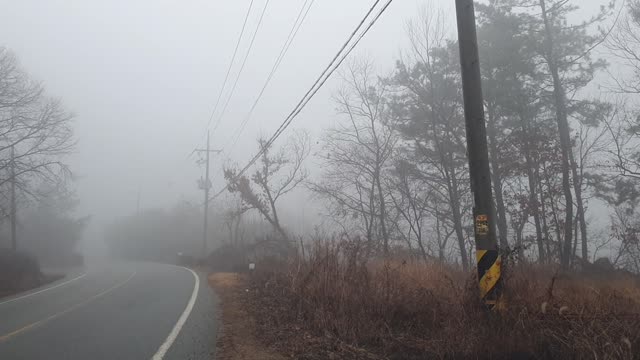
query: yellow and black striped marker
[
  {"left": 474, "top": 213, "right": 503, "bottom": 309},
  {"left": 476, "top": 249, "right": 502, "bottom": 309}
]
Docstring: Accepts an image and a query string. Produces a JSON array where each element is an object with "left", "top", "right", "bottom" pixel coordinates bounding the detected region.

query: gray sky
[
  {"left": 0, "top": 1, "right": 418, "bottom": 224},
  {"left": 0, "top": 0, "right": 609, "bottom": 246}
]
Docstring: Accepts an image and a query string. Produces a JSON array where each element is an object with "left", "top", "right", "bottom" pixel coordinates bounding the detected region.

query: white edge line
[
  {"left": 151, "top": 267, "right": 200, "bottom": 360},
  {"left": 0, "top": 272, "right": 87, "bottom": 306}
]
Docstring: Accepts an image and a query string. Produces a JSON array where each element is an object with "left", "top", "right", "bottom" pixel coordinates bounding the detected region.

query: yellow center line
[{"left": 0, "top": 271, "right": 136, "bottom": 343}]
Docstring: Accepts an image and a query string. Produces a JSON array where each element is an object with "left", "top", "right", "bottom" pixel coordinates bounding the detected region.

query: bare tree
[
  {"left": 0, "top": 47, "right": 75, "bottom": 196},
  {"left": 224, "top": 131, "right": 310, "bottom": 244},
  {"left": 311, "top": 59, "right": 397, "bottom": 255},
  {"left": 609, "top": 205, "right": 640, "bottom": 272},
  {"left": 608, "top": 0, "right": 640, "bottom": 94},
  {"left": 603, "top": 104, "right": 640, "bottom": 179},
  {"left": 388, "top": 160, "right": 431, "bottom": 262},
  {"left": 0, "top": 47, "right": 75, "bottom": 250},
  {"left": 606, "top": 1, "right": 640, "bottom": 179},
  {"left": 222, "top": 196, "right": 251, "bottom": 246}
]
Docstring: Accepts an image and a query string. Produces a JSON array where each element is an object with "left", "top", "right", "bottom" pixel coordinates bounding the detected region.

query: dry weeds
[{"left": 243, "top": 241, "right": 640, "bottom": 359}]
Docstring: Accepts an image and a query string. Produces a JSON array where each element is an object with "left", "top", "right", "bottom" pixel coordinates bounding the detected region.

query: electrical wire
[
  {"left": 261, "top": 0, "right": 383, "bottom": 151},
  {"left": 187, "top": 0, "right": 255, "bottom": 161},
  {"left": 210, "top": 0, "right": 271, "bottom": 136},
  {"left": 208, "top": 0, "right": 394, "bottom": 202},
  {"left": 204, "top": 0, "right": 256, "bottom": 132},
  {"left": 271, "top": 0, "right": 394, "bottom": 142},
  {"left": 226, "top": 0, "right": 315, "bottom": 151}
]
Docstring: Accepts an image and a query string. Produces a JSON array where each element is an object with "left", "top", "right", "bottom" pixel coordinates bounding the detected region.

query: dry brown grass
[
  {"left": 244, "top": 241, "right": 640, "bottom": 359},
  {"left": 208, "top": 272, "right": 286, "bottom": 360},
  {"left": 209, "top": 272, "right": 242, "bottom": 288}
]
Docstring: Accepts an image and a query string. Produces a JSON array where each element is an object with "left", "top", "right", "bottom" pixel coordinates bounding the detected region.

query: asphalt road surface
[{"left": 0, "top": 262, "right": 218, "bottom": 360}]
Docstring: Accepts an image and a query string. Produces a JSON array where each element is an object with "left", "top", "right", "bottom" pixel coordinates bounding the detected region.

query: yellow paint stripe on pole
[
  {"left": 476, "top": 249, "right": 487, "bottom": 263},
  {"left": 479, "top": 255, "right": 501, "bottom": 299}
]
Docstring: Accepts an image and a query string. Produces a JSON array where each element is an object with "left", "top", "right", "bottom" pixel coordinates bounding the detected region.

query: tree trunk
[
  {"left": 234, "top": 216, "right": 242, "bottom": 245},
  {"left": 449, "top": 173, "right": 469, "bottom": 270},
  {"left": 520, "top": 112, "right": 546, "bottom": 262},
  {"left": 486, "top": 103, "right": 510, "bottom": 249},
  {"left": 364, "top": 181, "right": 377, "bottom": 251},
  {"left": 375, "top": 169, "right": 390, "bottom": 255},
  {"left": 413, "top": 225, "right": 429, "bottom": 263},
  {"left": 542, "top": 162, "right": 564, "bottom": 261},
  {"left": 516, "top": 218, "right": 526, "bottom": 260},
  {"left": 572, "top": 214, "right": 579, "bottom": 259},
  {"left": 538, "top": 178, "right": 553, "bottom": 262},
  {"left": 427, "top": 103, "right": 468, "bottom": 270},
  {"left": 569, "top": 154, "right": 588, "bottom": 260},
  {"left": 435, "top": 208, "right": 445, "bottom": 262},
  {"left": 540, "top": 0, "right": 573, "bottom": 269}
]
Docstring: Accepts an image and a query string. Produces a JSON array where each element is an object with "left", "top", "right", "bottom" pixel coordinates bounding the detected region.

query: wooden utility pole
[
  {"left": 10, "top": 145, "right": 17, "bottom": 251},
  {"left": 195, "top": 131, "right": 222, "bottom": 257},
  {"left": 455, "top": 0, "right": 502, "bottom": 309}
]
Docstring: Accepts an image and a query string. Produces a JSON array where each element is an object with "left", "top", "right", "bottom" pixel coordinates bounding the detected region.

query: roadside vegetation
[
  {"left": 0, "top": 46, "right": 82, "bottom": 297},
  {"left": 206, "top": 1, "right": 640, "bottom": 359},
  {"left": 0, "top": 249, "right": 64, "bottom": 298},
  {"left": 242, "top": 244, "right": 640, "bottom": 359}
]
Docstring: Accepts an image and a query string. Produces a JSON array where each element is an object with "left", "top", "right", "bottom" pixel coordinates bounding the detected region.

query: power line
[
  {"left": 204, "top": 0, "right": 256, "bottom": 132},
  {"left": 223, "top": 0, "right": 391, "bottom": 188},
  {"left": 226, "top": 0, "right": 316, "bottom": 151},
  {"left": 251, "top": 0, "right": 385, "bottom": 154},
  {"left": 210, "top": 0, "right": 271, "bottom": 136},
  {"left": 272, "top": 0, "right": 393, "bottom": 143},
  {"left": 226, "top": 0, "right": 314, "bottom": 150},
  {"left": 187, "top": 0, "right": 255, "bottom": 161},
  {"left": 209, "top": 0, "right": 394, "bottom": 202},
  {"left": 250, "top": 0, "right": 390, "bottom": 154}
]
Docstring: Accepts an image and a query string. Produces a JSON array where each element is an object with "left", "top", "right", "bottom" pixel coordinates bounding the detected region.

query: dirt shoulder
[
  {"left": 208, "top": 271, "right": 382, "bottom": 360},
  {"left": 208, "top": 273, "right": 286, "bottom": 360}
]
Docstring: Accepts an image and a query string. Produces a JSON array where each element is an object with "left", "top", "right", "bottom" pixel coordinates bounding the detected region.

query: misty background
[{"left": 0, "top": 0, "right": 627, "bottom": 264}]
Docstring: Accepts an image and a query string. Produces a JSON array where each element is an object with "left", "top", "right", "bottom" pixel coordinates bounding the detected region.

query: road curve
[{"left": 0, "top": 262, "right": 218, "bottom": 360}]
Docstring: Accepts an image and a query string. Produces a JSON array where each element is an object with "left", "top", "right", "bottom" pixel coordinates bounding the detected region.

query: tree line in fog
[{"left": 107, "top": 0, "right": 640, "bottom": 272}]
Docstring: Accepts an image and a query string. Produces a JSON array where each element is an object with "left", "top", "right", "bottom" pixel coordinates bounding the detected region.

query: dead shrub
[{"left": 246, "top": 239, "right": 640, "bottom": 359}]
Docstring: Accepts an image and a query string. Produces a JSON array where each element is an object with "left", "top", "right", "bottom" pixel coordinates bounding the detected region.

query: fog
[
  {"left": 0, "top": 0, "right": 634, "bottom": 268},
  {"left": 4, "top": 2, "right": 640, "bottom": 358},
  {"left": 0, "top": 0, "right": 423, "bottom": 255}
]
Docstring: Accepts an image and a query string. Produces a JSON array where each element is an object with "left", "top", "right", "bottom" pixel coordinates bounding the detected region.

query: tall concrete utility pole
[
  {"left": 195, "top": 131, "right": 222, "bottom": 257},
  {"left": 10, "top": 145, "right": 17, "bottom": 251},
  {"left": 455, "top": 0, "right": 502, "bottom": 309}
]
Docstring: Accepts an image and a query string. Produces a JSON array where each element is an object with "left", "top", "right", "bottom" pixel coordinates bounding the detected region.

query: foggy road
[{"left": 0, "top": 262, "right": 217, "bottom": 360}]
